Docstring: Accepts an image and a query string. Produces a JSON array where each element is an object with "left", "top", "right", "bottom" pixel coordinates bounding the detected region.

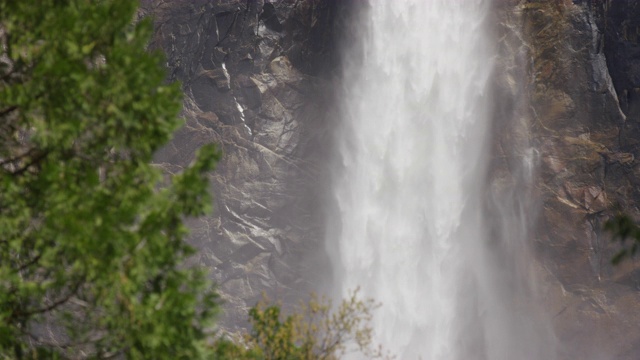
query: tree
[
  {"left": 212, "top": 290, "right": 392, "bottom": 360},
  {"left": 0, "top": 0, "right": 219, "bottom": 358}
]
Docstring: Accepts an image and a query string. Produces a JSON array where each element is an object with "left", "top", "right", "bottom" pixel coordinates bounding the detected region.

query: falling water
[{"left": 329, "top": 1, "right": 554, "bottom": 359}]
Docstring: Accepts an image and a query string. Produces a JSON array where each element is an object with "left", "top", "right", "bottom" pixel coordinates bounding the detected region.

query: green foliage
[
  {"left": 605, "top": 214, "right": 640, "bottom": 265},
  {"left": 216, "top": 290, "right": 392, "bottom": 360},
  {"left": 210, "top": 339, "right": 263, "bottom": 360},
  {"left": 0, "top": 0, "right": 219, "bottom": 358},
  {"left": 248, "top": 303, "right": 301, "bottom": 359}
]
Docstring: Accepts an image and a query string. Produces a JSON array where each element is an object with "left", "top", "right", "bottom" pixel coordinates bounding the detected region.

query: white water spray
[{"left": 330, "top": 1, "right": 554, "bottom": 359}]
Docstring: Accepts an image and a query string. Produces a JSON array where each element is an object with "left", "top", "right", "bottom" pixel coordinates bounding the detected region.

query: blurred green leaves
[
  {"left": 0, "top": 0, "right": 219, "bottom": 358},
  {"left": 605, "top": 214, "right": 640, "bottom": 265}
]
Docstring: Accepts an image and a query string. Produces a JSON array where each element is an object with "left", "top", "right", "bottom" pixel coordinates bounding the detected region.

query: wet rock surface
[
  {"left": 495, "top": 1, "right": 640, "bottom": 358},
  {"left": 140, "top": 0, "right": 354, "bottom": 331}
]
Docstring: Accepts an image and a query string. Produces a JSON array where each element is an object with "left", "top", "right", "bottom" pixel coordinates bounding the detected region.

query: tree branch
[
  {"left": 0, "top": 105, "right": 18, "bottom": 118},
  {"left": 7, "top": 149, "right": 49, "bottom": 176},
  {"left": 15, "top": 277, "right": 85, "bottom": 318}
]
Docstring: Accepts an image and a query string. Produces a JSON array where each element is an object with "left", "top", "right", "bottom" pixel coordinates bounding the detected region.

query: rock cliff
[
  {"left": 140, "top": 0, "right": 354, "bottom": 330},
  {"left": 143, "top": 0, "right": 640, "bottom": 357},
  {"left": 494, "top": 1, "right": 640, "bottom": 358}
]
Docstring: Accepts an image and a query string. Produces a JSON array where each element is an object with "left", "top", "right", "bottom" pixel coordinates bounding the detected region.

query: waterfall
[{"left": 329, "top": 1, "right": 555, "bottom": 359}]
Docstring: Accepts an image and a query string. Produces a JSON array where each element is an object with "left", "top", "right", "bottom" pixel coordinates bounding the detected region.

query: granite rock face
[
  {"left": 494, "top": 1, "right": 640, "bottom": 358},
  {"left": 142, "top": 0, "right": 640, "bottom": 356},
  {"left": 140, "top": 0, "right": 353, "bottom": 330}
]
